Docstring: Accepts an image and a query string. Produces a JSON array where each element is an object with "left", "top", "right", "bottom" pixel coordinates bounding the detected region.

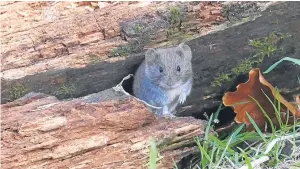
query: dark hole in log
[
  {"left": 190, "top": 104, "right": 236, "bottom": 127},
  {"left": 215, "top": 107, "right": 236, "bottom": 127},
  {"left": 187, "top": 74, "right": 249, "bottom": 125},
  {"left": 176, "top": 153, "right": 201, "bottom": 169}
]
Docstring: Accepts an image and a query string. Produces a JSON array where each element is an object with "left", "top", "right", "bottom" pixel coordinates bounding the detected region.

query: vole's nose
[{"left": 166, "top": 80, "right": 173, "bottom": 86}]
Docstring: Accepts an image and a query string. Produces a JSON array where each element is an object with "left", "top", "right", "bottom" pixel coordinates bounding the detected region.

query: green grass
[
  {"left": 148, "top": 138, "right": 163, "bottom": 169},
  {"left": 246, "top": 112, "right": 267, "bottom": 143},
  {"left": 264, "top": 57, "right": 300, "bottom": 74},
  {"left": 197, "top": 58, "right": 300, "bottom": 168},
  {"left": 147, "top": 106, "right": 298, "bottom": 169},
  {"left": 191, "top": 93, "right": 300, "bottom": 169},
  {"left": 149, "top": 139, "right": 158, "bottom": 169}
]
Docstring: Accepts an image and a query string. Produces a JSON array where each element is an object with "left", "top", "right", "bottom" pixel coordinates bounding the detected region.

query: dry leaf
[{"left": 223, "top": 68, "right": 299, "bottom": 131}]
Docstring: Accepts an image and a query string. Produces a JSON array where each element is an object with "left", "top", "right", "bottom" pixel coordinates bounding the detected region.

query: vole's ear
[
  {"left": 176, "top": 43, "right": 192, "bottom": 60},
  {"left": 145, "top": 48, "right": 159, "bottom": 64}
]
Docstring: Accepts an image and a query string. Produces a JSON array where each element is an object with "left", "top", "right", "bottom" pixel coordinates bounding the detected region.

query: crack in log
[
  {"left": 26, "top": 34, "right": 43, "bottom": 59},
  {"left": 59, "top": 43, "right": 71, "bottom": 55},
  {"left": 92, "top": 12, "right": 106, "bottom": 40}
]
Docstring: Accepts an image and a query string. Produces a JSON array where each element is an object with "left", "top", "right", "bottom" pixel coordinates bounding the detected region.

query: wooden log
[
  {"left": 2, "top": 2, "right": 300, "bottom": 117},
  {"left": 1, "top": 92, "right": 208, "bottom": 169},
  {"left": 1, "top": 2, "right": 300, "bottom": 119},
  {"left": 1, "top": 1, "right": 217, "bottom": 80},
  {"left": 0, "top": 2, "right": 159, "bottom": 78}
]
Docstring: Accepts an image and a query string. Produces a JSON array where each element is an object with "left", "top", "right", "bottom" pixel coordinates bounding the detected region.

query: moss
[
  {"left": 232, "top": 58, "right": 254, "bottom": 75},
  {"left": 170, "top": 6, "right": 181, "bottom": 27},
  {"left": 166, "top": 28, "right": 178, "bottom": 38},
  {"left": 165, "top": 6, "right": 183, "bottom": 39},
  {"left": 212, "top": 58, "right": 260, "bottom": 87},
  {"left": 212, "top": 32, "right": 288, "bottom": 87},
  {"left": 181, "top": 33, "right": 193, "bottom": 39},
  {"left": 166, "top": 33, "right": 194, "bottom": 46},
  {"left": 108, "top": 45, "right": 131, "bottom": 58},
  {"left": 89, "top": 53, "right": 101, "bottom": 63},
  {"left": 271, "top": 19, "right": 279, "bottom": 25},
  {"left": 212, "top": 73, "right": 232, "bottom": 87},
  {"left": 135, "top": 24, "right": 142, "bottom": 32},
  {"left": 9, "top": 84, "right": 27, "bottom": 100},
  {"left": 56, "top": 84, "right": 76, "bottom": 97},
  {"left": 249, "top": 32, "right": 287, "bottom": 58},
  {"left": 241, "top": 16, "right": 250, "bottom": 22}
]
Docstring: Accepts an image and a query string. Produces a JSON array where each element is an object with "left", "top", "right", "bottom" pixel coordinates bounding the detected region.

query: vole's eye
[
  {"left": 159, "top": 66, "right": 163, "bottom": 73},
  {"left": 177, "top": 65, "right": 181, "bottom": 72}
]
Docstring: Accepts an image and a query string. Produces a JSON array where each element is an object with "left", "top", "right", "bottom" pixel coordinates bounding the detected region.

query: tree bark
[
  {"left": 0, "top": 1, "right": 161, "bottom": 74},
  {"left": 1, "top": 92, "right": 208, "bottom": 169}
]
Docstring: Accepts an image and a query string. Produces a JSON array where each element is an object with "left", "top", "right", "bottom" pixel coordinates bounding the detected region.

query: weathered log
[
  {"left": 1, "top": 92, "right": 208, "bottom": 169},
  {"left": 1, "top": 1, "right": 228, "bottom": 81},
  {"left": 0, "top": 1, "right": 159, "bottom": 78},
  {"left": 2, "top": 2, "right": 300, "bottom": 117}
]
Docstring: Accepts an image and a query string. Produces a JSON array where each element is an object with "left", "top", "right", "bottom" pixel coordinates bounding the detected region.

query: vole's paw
[
  {"left": 163, "top": 113, "right": 176, "bottom": 119},
  {"left": 161, "top": 106, "right": 176, "bottom": 119},
  {"left": 178, "top": 93, "right": 187, "bottom": 104}
]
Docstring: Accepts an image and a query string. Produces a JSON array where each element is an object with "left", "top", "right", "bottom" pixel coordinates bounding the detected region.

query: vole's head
[{"left": 145, "top": 43, "right": 193, "bottom": 89}]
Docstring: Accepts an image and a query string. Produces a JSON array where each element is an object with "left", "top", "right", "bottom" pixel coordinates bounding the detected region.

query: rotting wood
[
  {"left": 1, "top": 1, "right": 227, "bottom": 80},
  {"left": 1, "top": 93, "right": 208, "bottom": 169},
  {"left": 2, "top": 2, "right": 300, "bottom": 118},
  {"left": 0, "top": 1, "right": 158, "bottom": 78}
]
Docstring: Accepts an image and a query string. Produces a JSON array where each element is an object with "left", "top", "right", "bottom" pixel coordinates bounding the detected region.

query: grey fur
[{"left": 133, "top": 43, "right": 193, "bottom": 116}]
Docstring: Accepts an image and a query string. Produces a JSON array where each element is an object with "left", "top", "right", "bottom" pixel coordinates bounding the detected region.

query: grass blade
[
  {"left": 264, "top": 57, "right": 300, "bottom": 74},
  {"left": 205, "top": 113, "right": 214, "bottom": 140},
  {"left": 209, "top": 135, "right": 235, "bottom": 153},
  {"left": 261, "top": 89, "right": 283, "bottom": 127},
  {"left": 215, "top": 124, "right": 245, "bottom": 167},
  {"left": 149, "top": 139, "right": 158, "bottom": 169},
  {"left": 242, "top": 151, "right": 253, "bottom": 169},
  {"left": 208, "top": 141, "right": 217, "bottom": 169},
  {"left": 225, "top": 101, "right": 251, "bottom": 107},
  {"left": 213, "top": 103, "right": 222, "bottom": 123},
  {"left": 195, "top": 137, "right": 212, "bottom": 167},
  {"left": 249, "top": 95, "right": 276, "bottom": 136},
  {"left": 275, "top": 88, "right": 282, "bottom": 127},
  {"left": 172, "top": 158, "right": 178, "bottom": 169},
  {"left": 246, "top": 112, "right": 267, "bottom": 143}
]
